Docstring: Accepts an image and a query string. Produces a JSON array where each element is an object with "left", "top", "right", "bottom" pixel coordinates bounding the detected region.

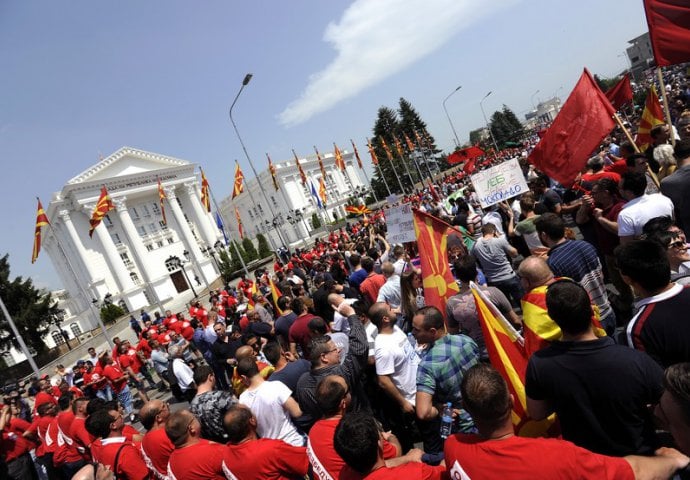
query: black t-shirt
[
  {"left": 274, "top": 312, "right": 298, "bottom": 345},
  {"left": 312, "top": 286, "right": 333, "bottom": 322},
  {"left": 540, "top": 189, "right": 562, "bottom": 213},
  {"left": 267, "top": 359, "right": 311, "bottom": 394},
  {"left": 525, "top": 337, "right": 663, "bottom": 456}
]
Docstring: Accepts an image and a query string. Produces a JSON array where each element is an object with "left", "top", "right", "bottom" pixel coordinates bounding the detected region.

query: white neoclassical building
[
  {"left": 219, "top": 148, "right": 367, "bottom": 249},
  {"left": 43, "top": 147, "right": 222, "bottom": 319}
]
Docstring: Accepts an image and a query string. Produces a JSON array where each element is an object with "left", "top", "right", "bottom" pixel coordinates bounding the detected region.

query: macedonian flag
[
  {"left": 234, "top": 206, "right": 244, "bottom": 240},
  {"left": 32, "top": 198, "right": 50, "bottom": 263},
  {"left": 636, "top": 85, "right": 665, "bottom": 151},
  {"left": 393, "top": 135, "right": 405, "bottom": 158},
  {"left": 404, "top": 133, "right": 416, "bottom": 152},
  {"left": 366, "top": 138, "right": 379, "bottom": 166},
  {"left": 232, "top": 161, "right": 245, "bottom": 199},
  {"left": 266, "top": 153, "right": 279, "bottom": 191},
  {"left": 200, "top": 167, "right": 211, "bottom": 212},
  {"left": 318, "top": 177, "right": 328, "bottom": 206},
  {"left": 471, "top": 283, "right": 555, "bottom": 438},
  {"left": 268, "top": 277, "right": 284, "bottom": 316},
  {"left": 292, "top": 150, "right": 307, "bottom": 185},
  {"left": 345, "top": 205, "right": 372, "bottom": 216},
  {"left": 412, "top": 209, "right": 459, "bottom": 318},
  {"left": 89, "top": 186, "right": 114, "bottom": 238},
  {"left": 350, "top": 139, "right": 363, "bottom": 169},
  {"left": 315, "top": 146, "right": 327, "bottom": 179},
  {"left": 333, "top": 143, "right": 346, "bottom": 171},
  {"left": 157, "top": 177, "right": 167, "bottom": 226},
  {"left": 380, "top": 136, "right": 394, "bottom": 162}
]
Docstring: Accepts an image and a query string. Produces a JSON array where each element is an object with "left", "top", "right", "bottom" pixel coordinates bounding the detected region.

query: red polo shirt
[
  {"left": 168, "top": 439, "right": 226, "bottom": 480},
  {"left": 140, "top": 428, "right": 175, "bottom": 479}
]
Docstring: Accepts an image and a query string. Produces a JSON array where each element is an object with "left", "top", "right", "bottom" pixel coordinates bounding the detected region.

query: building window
[
  {"left": 159, "top": 221, "right": 168, "bottom": 230},
  {"left": 70, "top": 323, "right": 82, "bottom": 337},
  {"left": 156, "top": 241, "right": 164, "bottom": 248},
  {"left": 143, "top": 289, "right": 152, "bottom": 305},
  {"left": 271, "top": 196, "right": 278, "bottom": 207},
  {"left": 104, "top": 215, "right": 113, "bottom": 227},
  {"left": 177, "top": 198, "right": 183, "bottom": 208},
  {"left": 149, "top": 223, "right": 157, "bottom": 233},
  {"left": 2, "top": 352, "right": 16, "bottom": 367},
  {"left": 118, "top": 299, "right": 129, "bottom": 313},
  {"left": 130, "top": 272, "right": 141, "bottom": 285},
  {"left": 145, "top": 244, "right": 153, "bottom": 252},
  {"left": 167, "top": 237, "right": 174, "bottom": 244},
  {"left": 52, "top": 331, "right": 65, "bottom": 346},
  {"left": 152, "top": 203, "right": 161, "bottom": 215},
  {"left": 141, "top": 205, "right": 150, "bottom": 217},
  {"left": 137, "top": 225, "right": 146, "bottom": 236},
  {"left": 120, "top": 252, "right": 132, "bottom": 267},
  {"left": 112, "top": 233, "right": 122, "bottom": 244},
  {"left": 131, "top": 207, "right": 140, "bottom": 220},
  {"left": 248, "top": 210, "right": 254, "bottom": 219}
]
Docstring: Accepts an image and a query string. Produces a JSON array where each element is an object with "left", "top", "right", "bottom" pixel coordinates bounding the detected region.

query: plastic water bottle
[{"left": 440, "top": 402, "right": 453, "bottom": 439}]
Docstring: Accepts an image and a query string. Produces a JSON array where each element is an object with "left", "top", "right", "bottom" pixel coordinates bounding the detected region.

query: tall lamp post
[
  {"left": 229, "top": 73, "right": 287, "bottom": 251},
  {"left": 480, "top": 91, "right": 500, "bottom": 153},
  {"left": 442, "top": 85, "right": 462, "bottom": 148},
  {"left": 530, "top": 89, "right": 540, "bottom": 109}
]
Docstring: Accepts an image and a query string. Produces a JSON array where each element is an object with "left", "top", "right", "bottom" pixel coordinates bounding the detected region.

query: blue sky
[{"left": 1, "top": 0, "right": 648, "bottom": 290}]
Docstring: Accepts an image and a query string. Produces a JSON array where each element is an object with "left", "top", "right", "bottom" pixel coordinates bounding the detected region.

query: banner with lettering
[{"left": 470, "top": 158, "right": 528, "bottom": 208}]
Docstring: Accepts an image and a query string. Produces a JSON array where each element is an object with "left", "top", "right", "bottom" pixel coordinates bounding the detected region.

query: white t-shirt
[
  {"left": 365, "top": 321, "right": 378, "bottom": 360},
  {"left": 374, "top": 326, "right": 420, "bottom": 406},
  {"left": 239, "top": 380, "right": 303, "bottom": 446},
  {"left": 618, "top": 194, "right": 674, "bottom": 237},
  {"left": 172, "top": 358, "right": 194, "bottom": 392}
]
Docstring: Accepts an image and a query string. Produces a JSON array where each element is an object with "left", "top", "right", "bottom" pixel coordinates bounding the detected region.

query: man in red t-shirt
[
  {"left": 69, "top": 397, "right": 94, "bottom": 458},
  {"left": 53, "top": 394, "right": 87, "bottom": 477},
  {"left": 32, "top": 378, "right": 57, "bottom": 413},
  {"left": 308, "top": 376, "right": 403, "bottom": 479},
  {"left": 333, "top": 412, "right": 444, "bottom": 480},
  {"left": 24, "top": 402, "right": 62, "bottom": 479},
  {"left": 288, "top": 298, "right": 320, "bottom": 358},
  {"left": 118, "top": 342, "right": 154, "bottom": 403},
  {"left": 139, "top": 399, "right": 174, "bottom": 479},
  {"left": 445, "top": 364, "right": 688, "bottom": 480},
  {"left": 165, "top": 409, "right": 226, "bottom": 479},
  {"left": 222, "top": 404, "right": 308, "bottom": 479},
  {"left": 85, "top": 408, "right": 150, "bottom": 479},
  {"left": 83, "top": 361, "right": 113, "bottom": 402},
  {"left": 0, "top": 405, "right": 37, "bottom": 479},
  {"left": 102, "top": 355, "right": 134, "bottom": 416}
]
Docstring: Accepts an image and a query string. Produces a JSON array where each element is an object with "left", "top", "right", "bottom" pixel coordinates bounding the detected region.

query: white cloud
[{"left": 278, "top": 0, "right": 517, "bottom": 126}]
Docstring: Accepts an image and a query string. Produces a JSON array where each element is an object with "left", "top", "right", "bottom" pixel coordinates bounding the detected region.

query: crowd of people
[{"left": 3, "top": 68, "right": 690, "bottom": 479}]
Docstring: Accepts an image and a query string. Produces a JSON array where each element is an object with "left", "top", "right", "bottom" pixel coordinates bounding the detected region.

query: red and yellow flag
[
  {"left": 472, "top": 285, "right": 555, "bottom": 437},
  {"left": 315, "top": 146, "right": 327, "bottom": 179},
  {"left": 268, "top": 277, "right": 284, "bottom": 316},
  {"left": 266, "top": 153, "right": 279, "bottom": 191},
  {"left": 318, "top": 177, "right": 328, "bottom": 206},
  {"left": 350, "top": 139, "right": 363, "bottom": 169},
  {"left": 345, "top": 205, "right": 372, "bottom": 215},
  {"left": 32, "top": 198, "right": 50, "bottom": 263},
  {"left": 234, "top": 206, "right": 244, "bottom": 240},
  {"left": 333, "top": 143, "right": 346, "bottom": 171},
  {"left": 393, "top": 135, "right": 405, "bottom": 158},
  {"left": 521, "top": 282, "right": 606, "bottom": 358},
  {"left": 367, "top": 138, "right": 379, "bottom": 166},
  {"left": 232, "top": 162, "right": 245, "bottom": 199},
  {"left": 157, "top": 178, "right": 167, "bottom": 226},
  {"left": 292, "top": 150, "right": 307, "bottom": 185},
  {"left": 412, "top": 209, "right": 459, "bottom": 318},
  {"left": 404, "top": 133, "right": 416, "bottom": 152},
  {"left": 636, "top": 85, "right": 665, "bottom": 151},
  {"left": 380, "top": 136, "right": 394, "bottom": 162},
  {"left": 200, "top": 167, "right": 211, "bottom": 212},
  {"left": 89, "top": 186, "right": 114, "bottom": 238}
]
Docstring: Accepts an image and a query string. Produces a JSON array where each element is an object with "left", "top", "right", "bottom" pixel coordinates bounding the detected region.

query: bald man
[
  {"left": 518, "top": 256, "right": 606, "bottom": 356},
  {"left": 139, "top": 399, "right": 175, "bottom": 479},
  {"left": 166, "top": 410, "right": 226, "bottom": 480}
]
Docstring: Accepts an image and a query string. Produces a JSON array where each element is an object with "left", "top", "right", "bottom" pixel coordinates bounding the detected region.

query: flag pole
[
  {"left": 294, "top": 149, "right": 330, "bottom": 236},
  {"left": 367, "top": 138, "right": 392, "bottom": 197},
  {"left": 273, "top": 158, "right": 311, "bottom": 248},
  {"left": 656, "top": 68, "right": 676, "bottom": 147},
  {"left": 45, "top": 220, "right": 114, "bottom": 349},
  {"left": 350, "top": 140, "right": 379, "bottom": 203},
  {"left": 208, "top": 186, "right": 250, "bottom": 278},
  {"left": 0, "top": 294, "right": 40, "bottom": 375},
  {"left": 613, "top": 113, "right": 660, "bottom": 189}
]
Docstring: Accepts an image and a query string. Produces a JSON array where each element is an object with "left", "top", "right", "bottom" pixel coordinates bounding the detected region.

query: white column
[
  {"left": 58, "top": 210, "right": 99, "bottom": 284},
  {"left": 88, "top": 208, "right": 134, "bottom": 293},
  {"left": 183, "top": 182, "right": 218, "bottom": 247},
  {"left": 164, "top": 186, "right": 204, "bottom": 263}
]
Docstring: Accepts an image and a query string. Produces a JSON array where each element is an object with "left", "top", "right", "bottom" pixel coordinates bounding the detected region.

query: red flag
[
  {"left": 448, "top": 146, "right": 485, "bottom": 165},
  {"left": 232, "top": 162, "right": 244, "bottom": 199},
  {"left": 333, "top": 143, "right": 346, "bottom": 171},
  {"left": 234, "top": 206, "right": 244, "bottom": 240},
  {"left": 604, "top": 74, "right": 633, "bottom": 110},
  {"left": 315, "top": 146, "right": 327, "bottom": 179},
  {"left": 292, "top": 150, "right": 307, "bottom": 185},
  {"left": 412, "top": 210, "right": 459, "bottom": 319},
  {"left": 527, "top": 68, "right": 615, "bottom": 187},
  {"left": 319, "top": 177, "right": 328, "bottom": 206},
  {"left": 157, "top": 178, "right": 167, "bottom": 226},
  {"left": 268, "top": 277, "right": 284, "bottom": 316},
  {"left": 89, "top": 186, "right": 114, "bottom": 237},
  {"left": 32, "top": 198, "right": 50, "bottom": 263},
  {"left": 636, "top": 85, "right": 665, "bottom": 151},
  {"left": 393, "top": 135, "right": 405, "bottom": 158},
  {"left": 380, "top": 137, "right": 394, "bottom": 162},
  {"left": 200, "top": 167, "right": 211, "bottom": 212},
  {"left": 403, "top": 133, "right": 416, "bottom": 152},
  {"left": 366, "top": 138, "right": 379, "bottom": 166},
  {"left": 266, "top": 154, "right": 279, "bottom": 191},
  {"left": 463, "top": 157, "right": 477, "bottom": 175},
  {"left": 472, "top": 286, "right": 555, "bottom": 437},
  {"left": 643, "top": 0, "right": 690, "bottom": 67},
  {"left": 345, "top": 205, "right": 372, "bottom": 215},
  {"left": 350, "top": 139, "right": 363, "bottom": 169}
]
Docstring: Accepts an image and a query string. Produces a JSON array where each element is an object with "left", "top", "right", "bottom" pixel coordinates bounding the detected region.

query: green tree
[
  {"left": 489, "top": 105, "right": 525, "bottom": 149},
  {"left": 100, "top": 303, "right": 125, "bottom": 326},
  {"left": 311, "top": 212, "right": 322, "bottom": 229},
  {"left": 256, "top": 233, "right": 272, "bottom": 259},
  {"left": 594, "top": 74, "right": 621, "bottom": 92},
  {"left": 469, "top": 128, "right": 486, "bottom": 146},
  {"left": 242, "top": 237, "right": 258, "bottom": 262},
  {"left": 0, "top": 254, "right": 62, "bottom": 355},
  {"left": 217, "top": 248, "right": 237, "bottom": 282}
]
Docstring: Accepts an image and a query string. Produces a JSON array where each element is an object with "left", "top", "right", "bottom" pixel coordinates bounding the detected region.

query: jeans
[
  {"left": 116, "top": 385, "right": 134, "bottom": 414},
  {"left": 488, "top": 275, "right": 524, "bottom": 307}
]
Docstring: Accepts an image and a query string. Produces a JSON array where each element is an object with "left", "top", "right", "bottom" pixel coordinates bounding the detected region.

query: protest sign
[
  {"left": 386, "top": 203, "right": 416, "bottom": 244},
  {"left": 470, "top": 158, "right": 528, "bottom": 208}
]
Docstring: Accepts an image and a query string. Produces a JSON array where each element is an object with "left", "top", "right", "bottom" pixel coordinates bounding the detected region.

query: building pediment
[{"left": 67, "top": 147, "right": 191, "bottom": 185}]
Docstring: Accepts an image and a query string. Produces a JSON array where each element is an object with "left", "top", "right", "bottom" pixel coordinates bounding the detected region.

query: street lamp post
[
  {"left": 530, "top": 89, "right": 540, "bottom": 109},
  {"left": 165, "top": 255, "right": 198, "bottom": 298},
  {"left": 229, "top": 73, "right": 286, "bottom": 250},
  {"left": 442, "top": 85, "right": 462, "bottom": 148},
  {"left": 480, "top": 91, "right": 500, "bottom": 153}
]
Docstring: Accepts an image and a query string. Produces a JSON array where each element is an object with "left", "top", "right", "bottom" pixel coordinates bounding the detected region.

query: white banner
[
  {"left": 470, "top": 158, "right": 528, "bottom": 208},
  {"left": 386, "top": 204, "right": 416, "bottom": 244}
]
